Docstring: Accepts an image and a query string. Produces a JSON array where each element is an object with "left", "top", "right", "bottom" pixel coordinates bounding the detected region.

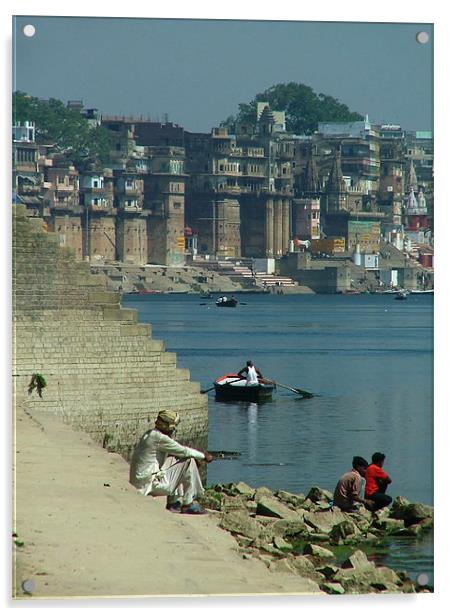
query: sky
[{"left": 12, "top": 16, "right": 434, "bottom": 133}]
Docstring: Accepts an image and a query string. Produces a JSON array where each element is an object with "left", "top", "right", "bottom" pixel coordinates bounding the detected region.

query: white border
[{"left": 2, "top": 1, "right": 449, "bottom": 614}]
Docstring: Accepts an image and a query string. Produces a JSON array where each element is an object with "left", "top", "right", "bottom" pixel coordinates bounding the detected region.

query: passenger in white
[
  {"left": 237, "top": 360, "right": 263, "bottom": 385},
  {"left": 129, "top": 410, "right": 214, "bottom": 514}
]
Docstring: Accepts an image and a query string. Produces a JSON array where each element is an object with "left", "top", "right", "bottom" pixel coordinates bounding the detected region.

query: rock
[
  {"left": 304, "top": 509, "right": 348, "bottom": 534},
  {"left": 273, "top": 536, "right": 293, "bottom": 550},
  {"left": 269, "top": 518, "right": 310, "bottom": 539},
  {"left": 199, "top": 491, "right": 223, "bottom": 511},
  {"left": 329, "top": 519, "right": 361, "bottom": 543},
  {"left": 251, "top": 539, "right": 285, "bottom": 556},
  {"left": 231, "top": 481, "right": 256, "bottom": 498},
  {"left": 289, "top": 555, "right": 325, "bottom": 583},
  {"left": 255, "top": 496, "right": 301, "bottom": 520},
  {"left": 268, "top": 558, "right": 297, "bottom": 575},
  {"left": 340, "top": 549, "right": 375, "bottom": 571},
  {"left": 402, "top": 503, "right": 433, "bottom": 526},
  {"left": 371, "top": 517, "right": 405, "bottom": 534},
  {"left": 393, "top": 524, "right": 424, "bottom": 537},
  {"left": 254, "top": 515, "right": 277, "bottom": 526},
  {"left": 316, "top": 564, "right": 339, "bottom": 579},
  {"left": 390, "top": 496, "right": 410, "bottom": 519},
  {"left": 275, "top": 489, "right": 306, "bottom": 508},
  {"left": 219, "top": 510, "right": 263, "bottom": 540},
  {"left": 221, "top": 494, "right": 249, "bottom": 513},
  {"left": 303, "top": 543, "right": 335, "bottom": 560},
  {"left": 321, "top": 582, "right": 345, "bottom": 594},
  {"left": 306, "top": 486, "right": 333, "bottom": 503},
  {"left": 244, "top": 500, "right": 258, "bottom": 515},
  {"left": 254, "top": 486, "right": 274, "bottom": 501}
]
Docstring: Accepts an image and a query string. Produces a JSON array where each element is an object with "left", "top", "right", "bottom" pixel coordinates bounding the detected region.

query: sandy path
[{"left": 12, "top": 401, "right": 321, "bottom": 599}]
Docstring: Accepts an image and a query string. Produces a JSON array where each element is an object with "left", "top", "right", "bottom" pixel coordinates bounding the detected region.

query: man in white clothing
[
  {"left": 237, "top": 360, "right": 263, "bottom": 385},
  {"left": 129, "top": 409, "right": 214, "bottom": 514}
]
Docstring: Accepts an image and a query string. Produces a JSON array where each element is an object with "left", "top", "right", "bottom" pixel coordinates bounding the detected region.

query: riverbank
[
  {"left": 13, "top": 400, "right": 323, "bottom": 599},
  {"left": 13, "top": 397, "right": 433, "bottom": 599}
]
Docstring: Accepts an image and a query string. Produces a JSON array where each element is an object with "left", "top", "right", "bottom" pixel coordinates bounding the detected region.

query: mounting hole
[
  {"left": 416, "top": 573, "right": 429, "bottom": 586},
  {"left": 416, "top": 31, "right": 429, "bottom": 44},
  {"left": 22, "top": 24, "right": 36, "bottom": 37},
  {"left": 21, "top": 579, "right": 35, "bottom": 593}
]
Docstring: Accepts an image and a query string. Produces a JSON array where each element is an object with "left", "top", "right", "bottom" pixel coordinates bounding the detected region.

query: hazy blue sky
[{"left": 13, "top": 16, "right": 433, "bottom": 133}]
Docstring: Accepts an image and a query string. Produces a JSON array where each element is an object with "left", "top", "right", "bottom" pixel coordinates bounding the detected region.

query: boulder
[
  {"left": 273, "top": 536, "right": 293, "bottom": 551},
  {"left": 321, "top": 582, "right": 345, "bottom": 595},
  {"left": 329, "top": 519, "right": 362, "bottom": 544},
  {"left": 390, "top": 496, "right": 410, "bottom": 519},
  {"left": 254, "top": 486, "right": 275, "bottom": 501},
  {"left": 221, "top": 494, "right": 249, "bottom": 513},
  {"left": 231, "top": 481, "right": 256, "bottom": 498},
  {"left": 316, "top": 564, "right": 339, "bottom": 579},
  {"left": 304, "top": 509, "right": 348, "bottom": 534},
  {"left": 275, "top": 489, "right": 306, "bottom": 508},
  {"left": 303, "top": 543, "right": 335, "bottom": 560},
  {"left": 255, "top": 496, "right": 301, "bottom": 520},
  {"left": 371, "top": 517, "right": 405, "bottom": 534},
  {"left": 306, "top": 486, "right": 334, "bottom": 503},
  {"left": 402, "top": 503, "right": 433, "bottom": 526},
  {"left": 199, "top": 491, "right": 223, "bottom": 511},
  {"left": 219, "top": 510, "right": 263, "bottom": 540},
  {"left": 340, "top": 549, "right": 375, "bottom": 571},
  {"left": 268, "top": 518, "right": 310, "bottom": 539},
  {"left": 289, "top": 555, "right": 325, "bottom": 583}
]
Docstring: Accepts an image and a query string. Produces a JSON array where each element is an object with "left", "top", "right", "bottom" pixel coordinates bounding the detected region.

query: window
[{"left": 173, "top": 203, "right": 181, "bottom": 210}]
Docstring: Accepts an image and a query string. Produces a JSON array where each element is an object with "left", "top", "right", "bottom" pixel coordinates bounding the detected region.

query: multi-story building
[{"left": 184, "top": 103, "right": 295, "bottom": 259}]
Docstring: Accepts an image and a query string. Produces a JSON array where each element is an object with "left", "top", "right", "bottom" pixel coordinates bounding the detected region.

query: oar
[
  {"left": 201, "top": 377, "right": 243, "bottom": 394},
  {"left": 272, "top": 381, "right": 314, "bottom": 398}
]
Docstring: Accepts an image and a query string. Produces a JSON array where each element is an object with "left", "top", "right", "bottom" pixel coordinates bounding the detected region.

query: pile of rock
[{"left": 200, "top": 482, "right": 434, "bottom": 594}]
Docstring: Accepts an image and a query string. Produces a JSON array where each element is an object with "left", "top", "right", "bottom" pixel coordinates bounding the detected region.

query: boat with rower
[
  {"left": 213, "top": 373, "right": 276, "bottom": 402},
  {"left": 216, "top": 296, "right": 238, "bottom": 307}
]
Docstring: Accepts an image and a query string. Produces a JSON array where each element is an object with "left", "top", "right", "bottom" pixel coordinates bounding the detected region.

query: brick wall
[{"left": 12, "top": 206, "right": 208, "bottom": 460}]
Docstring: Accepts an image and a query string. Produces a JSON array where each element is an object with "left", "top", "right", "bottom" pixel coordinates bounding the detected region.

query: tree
[
  {"left": 225, "top": 82, "right": 364, "bottom": 135},
  {"left": 13, "top": 91, "right": 111, "bottom": 166}
]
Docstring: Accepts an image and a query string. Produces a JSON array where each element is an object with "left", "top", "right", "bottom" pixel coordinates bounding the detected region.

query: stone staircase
[{"left": 12, "top": 206, "right": 208, "bottom": 459}]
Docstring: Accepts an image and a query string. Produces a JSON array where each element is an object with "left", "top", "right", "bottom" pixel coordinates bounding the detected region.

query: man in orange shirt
[{"left": 365, "top": 452, "right": 393, "bottom": 512}]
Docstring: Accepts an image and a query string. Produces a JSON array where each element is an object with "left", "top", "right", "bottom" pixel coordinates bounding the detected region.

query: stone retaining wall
[{"left": 12, "top": 206, "right": 208, "bottom": 458}]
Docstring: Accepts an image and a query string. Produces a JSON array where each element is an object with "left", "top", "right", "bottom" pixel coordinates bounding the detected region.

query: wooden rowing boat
[{"left": 214, "top": 373, "right": 275, "bottom": 402}]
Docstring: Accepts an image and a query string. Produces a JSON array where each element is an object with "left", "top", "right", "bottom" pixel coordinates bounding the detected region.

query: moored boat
[
  {"left": 214, "top": 373, "right": 275, "bottom": 402},
  {"left": 395, "top": 290, "right": 409, "bottom": 300}
]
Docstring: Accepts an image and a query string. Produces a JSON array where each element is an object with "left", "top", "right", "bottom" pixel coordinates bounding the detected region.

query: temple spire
[
  {"left": 406, "top": 160, "right": 418, "bottom": 192},
  {"left": 302, "top": 147, "right": 320, "bottom": 195}
]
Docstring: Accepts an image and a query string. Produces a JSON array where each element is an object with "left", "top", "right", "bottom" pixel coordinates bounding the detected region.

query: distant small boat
[
  {"left": 395, "top": 290, "right": 409, "bottom": 300},
  {"left": 216, "top": 296, "right": 238, "bottom": 307},
  {"left": 214, "top": 374, "right": 275, "bottom": 402},
  {"left": 200, "top": 291, "right": 213, "bottom": 299},
  {"left": 411, "top": 289, "right": 434, "bottom": 295}
]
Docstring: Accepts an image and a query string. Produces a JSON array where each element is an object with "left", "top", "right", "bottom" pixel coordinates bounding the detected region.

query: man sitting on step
[{"left": 129, "top": 410, "right": 214, "bottom": 514}]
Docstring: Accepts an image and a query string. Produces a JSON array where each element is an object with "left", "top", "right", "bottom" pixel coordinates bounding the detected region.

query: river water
[{"left": 123, "top": 292, "right": 434, "bottom": 584}]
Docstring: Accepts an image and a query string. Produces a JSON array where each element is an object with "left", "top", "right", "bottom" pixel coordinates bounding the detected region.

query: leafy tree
[
  {"left": 225, "top": 82, "right": 363, "bottom": 135},
  {"left": 13, "top": 91, "right": 111, "bottom": 166}
]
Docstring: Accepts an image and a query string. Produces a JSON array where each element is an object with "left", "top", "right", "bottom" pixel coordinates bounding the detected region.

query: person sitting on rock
[
  {"left": 365, "top": 452, "right": 393, "bottom": 512},
  {"left": 129, "top": 409, "right": 214, "bottom": 514},
  {"left": 333, "top": 456, "right": 374, "bottom": 512}
]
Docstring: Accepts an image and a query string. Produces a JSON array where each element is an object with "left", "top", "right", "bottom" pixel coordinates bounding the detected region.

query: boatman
[
  {"left": 237, "top": 360, "right": 263, "bottom": 385},
  {"left": 129, "top": 409, "right": 214, "bottom": 514},
  {"left": 364, "top": 452, "right": 393, "bottom": 511},
  {"left": 333, "top": 456, "right": 374, "bottom": 512}
]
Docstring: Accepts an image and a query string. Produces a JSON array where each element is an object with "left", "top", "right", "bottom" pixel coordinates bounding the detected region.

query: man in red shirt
[{"left": 365, "top": 452, "right": 393, "bottom": 512}]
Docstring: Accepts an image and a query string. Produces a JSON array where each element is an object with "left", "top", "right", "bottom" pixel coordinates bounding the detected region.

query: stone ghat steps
[{"left": 13, "top": 207, "right": 208, "bottom": 453}]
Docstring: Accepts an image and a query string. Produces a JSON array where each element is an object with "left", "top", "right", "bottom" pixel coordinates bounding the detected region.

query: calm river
[{"left": 123, "top": 292, "right": 434, "bottom": 583}]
